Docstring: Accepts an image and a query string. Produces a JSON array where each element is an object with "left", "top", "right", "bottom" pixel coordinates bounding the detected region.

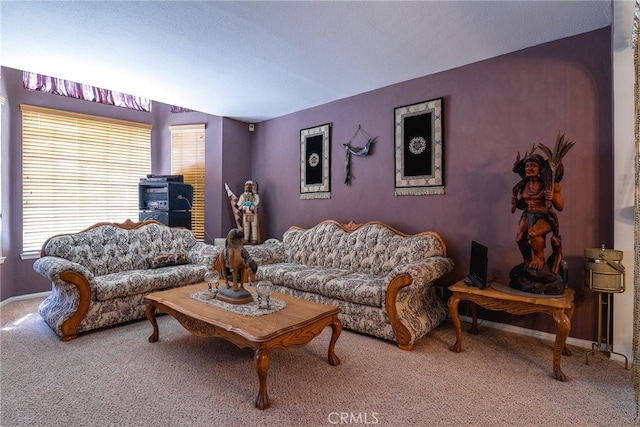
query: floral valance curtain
[
  {"left": 170, "top": 106, "right": 196, "bottom": 113},
  {"left": 23, "top": 71, "right": 151, "bottom": 112}
]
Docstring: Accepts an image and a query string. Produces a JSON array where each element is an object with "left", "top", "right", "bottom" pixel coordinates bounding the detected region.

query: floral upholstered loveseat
[
  {"left": 244, "top": 220, "right": 454, "bottom": 350},
  {"left": 33, "top": 220, "right": 220, "bottom": 341}
]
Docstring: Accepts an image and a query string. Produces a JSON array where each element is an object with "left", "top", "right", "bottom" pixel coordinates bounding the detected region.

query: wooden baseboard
[
  {"left": 0, "top": 291, "right": 51, "bottom": 308},
  {"left": 458, "top": 315, "right": 596, "bottom": 352}
]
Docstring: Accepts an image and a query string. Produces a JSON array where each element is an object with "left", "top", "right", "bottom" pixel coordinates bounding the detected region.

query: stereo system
[
  {"left": 138, "top": 210, "right": 192, "bottom": 229},
  {"left": 138, "top": 175, "right": 193, "bottom": 229}
]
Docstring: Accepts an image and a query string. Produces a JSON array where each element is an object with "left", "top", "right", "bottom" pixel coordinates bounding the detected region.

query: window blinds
[
  {"left": 169, "top": 124, "right": 206, "bottom": 240},
  {"left": 21, "top": 104, "right": 151, "bottom": 253}
]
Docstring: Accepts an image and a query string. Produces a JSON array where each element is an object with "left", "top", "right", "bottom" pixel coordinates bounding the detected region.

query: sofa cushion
[
  {"left": 93, "top": 264, "right": 207, "bottom": 301},
  {"left": 322, "top": 273, "right": 385, "bottom": 308},
  {"left": 283, "top": 222, "right": 351, "bottom": 268},
  {"left": 244, "top": 241, "right": 284, "bottom": 265},
  {"left": 147, "top": 253, "right": 190, "bottom": 269},
  {"left": 255, "top": 263, "right": 347, "bottom": 292},
  {"left": 281, "top": 266, "right": 351, "bottom": 294},
  {"left": 256, "top": 263, "right": 382, "bottom": 307},
  {"left": 271, "top": 285, "right": 396, "bottom": 341},
  {"left": 43, "top": 222, "right": 199, "bottom": 276},
  {"left": 254, "top": 262, "right": 309, "bottom": 284},
  {"left": 282, "top": 222, "right": 446, "bottom": 275}
]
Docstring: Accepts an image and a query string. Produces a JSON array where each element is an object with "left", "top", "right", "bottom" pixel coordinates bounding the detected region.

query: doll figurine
[{"left": 225, "top": 180, "right": 260, "bottom": 244}]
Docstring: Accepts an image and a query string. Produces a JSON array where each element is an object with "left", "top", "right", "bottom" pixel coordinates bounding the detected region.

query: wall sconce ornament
[{"left": 343, "top": 124, "right": 375, "bottom": 186}]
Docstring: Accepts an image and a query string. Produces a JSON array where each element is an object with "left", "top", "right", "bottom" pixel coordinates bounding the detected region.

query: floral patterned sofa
[
  {"left": 245, "top": 220, "right": 454, "bottom": 350},
  {"left": 33, "top": 220, "right": 220, "bottom": 341}
]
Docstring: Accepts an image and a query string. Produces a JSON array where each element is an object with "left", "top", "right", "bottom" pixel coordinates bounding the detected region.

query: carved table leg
[
  {"left": 145, "top": 302, "right": 159, "bottom": 343},
  {"left": 552, "top": 308, "right": 571, "bottom": 381},
  {"left": 328, "top": 315, "right": 342, "bottom": 366},
  {"left": 448, "top": 293, "right": 463, "bottom": 353},
  {"left": 468, "top": 302, "right": 479, "bottom": 335},
  {"left": 254, "top": 347, "right": 271, "bottom": 410},
  {"left": 562, "top": 305, "right": 575, "bottom": 356}
]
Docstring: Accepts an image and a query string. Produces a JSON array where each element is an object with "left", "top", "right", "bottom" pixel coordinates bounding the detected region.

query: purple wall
[
  {"left": 150, "top": 104, "right": 250, "bottom": 242},
  {"left": 221, "top": 118, "right": 255, "bottom": 236},
  {"left": 1, "top": 28, "right": 611, "bottom": 341},
  {"left": 252, "top": 28, "right": 612, "bottom": 340}
]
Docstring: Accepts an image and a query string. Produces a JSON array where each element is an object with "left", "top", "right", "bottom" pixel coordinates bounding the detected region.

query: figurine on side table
[{"left": 510, "top": 133, "right": 575, "bottom": 295}]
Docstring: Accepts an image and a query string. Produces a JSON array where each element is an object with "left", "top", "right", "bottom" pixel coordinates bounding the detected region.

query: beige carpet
[{"left": 1, "top": 297, "right": 635, "bottom": 427}]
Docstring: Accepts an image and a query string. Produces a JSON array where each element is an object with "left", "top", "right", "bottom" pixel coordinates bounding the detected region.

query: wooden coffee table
[{"left": 144, "top": 282, "right": 342, "bottom": 409}]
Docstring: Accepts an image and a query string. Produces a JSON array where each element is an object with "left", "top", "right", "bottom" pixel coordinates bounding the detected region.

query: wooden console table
[{"left": 447, "top": 279, "right": 575, "bottom": 381}]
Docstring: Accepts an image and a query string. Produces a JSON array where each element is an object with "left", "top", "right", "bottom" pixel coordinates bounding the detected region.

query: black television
[{"left": 466, "top": 241, "right": 488, "bottom": 289}]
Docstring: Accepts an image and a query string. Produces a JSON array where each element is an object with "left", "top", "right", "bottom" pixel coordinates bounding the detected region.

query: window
[
  {"left": 21, "top": 104, "right": 151, "bottom": 253},
  {"left": 169, "top": 124, "right": 205, "bottom": 240}
]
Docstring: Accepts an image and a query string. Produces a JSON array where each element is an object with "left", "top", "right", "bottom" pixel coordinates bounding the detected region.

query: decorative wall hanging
[
  {"left": 394, "top": 97, "right": 444, "bottom": 196},
  {"left": 343, "top": 124, "right": 375, "bottom": 185},
  {"left": 300, "top": 123, "right": 331, "bottom": 199}
]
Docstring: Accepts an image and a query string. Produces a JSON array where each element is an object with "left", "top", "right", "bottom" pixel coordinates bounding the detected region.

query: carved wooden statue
[
  {"left": 510, "top": 133, "right": 575, "bottom": 295},
  {"left": 224, "top": 180, "right": 260, "bottom": 244}
]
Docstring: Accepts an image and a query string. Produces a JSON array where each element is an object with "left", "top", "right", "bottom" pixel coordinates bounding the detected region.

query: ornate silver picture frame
[
  {"left": 394, "top": 97, "right": 444, "bottom": 196},
  {"left": 300, "top": 123, "right": 331, "bottom": 199}
]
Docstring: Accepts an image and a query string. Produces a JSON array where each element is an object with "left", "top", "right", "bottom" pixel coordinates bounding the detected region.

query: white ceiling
[{"left": 0, "top": 1, "right": 616, "bottom": 123}]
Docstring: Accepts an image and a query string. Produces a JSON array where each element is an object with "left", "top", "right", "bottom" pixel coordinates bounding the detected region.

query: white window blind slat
[
  {"left": 169, "top": 124, "right": 205, "bottom": 240},
  {"left": 21, "top": 104, "right": 151, "bottom": 252}
]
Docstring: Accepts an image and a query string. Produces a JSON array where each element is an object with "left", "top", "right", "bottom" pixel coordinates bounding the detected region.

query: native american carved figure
[
  {"left": 510, "top": 133, "right": 575, "bottom": 295},
  {"left": 225, "top": 181, "right": 260, "bottom": 244}
]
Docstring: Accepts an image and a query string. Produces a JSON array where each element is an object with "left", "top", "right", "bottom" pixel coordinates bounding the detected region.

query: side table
[{"left": 447, "top": 279, "right": 575, "bottom": 381}]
